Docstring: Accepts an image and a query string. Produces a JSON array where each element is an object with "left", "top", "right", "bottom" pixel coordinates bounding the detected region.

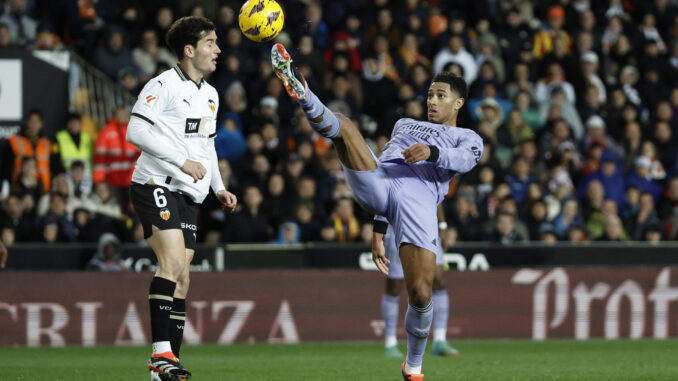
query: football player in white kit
[{"left": 126, "top": 16, "right": 237, "bottom": 381}]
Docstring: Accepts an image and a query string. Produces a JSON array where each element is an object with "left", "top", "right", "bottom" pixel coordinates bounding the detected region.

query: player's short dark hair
[
  {"left": 431, "top": 72, "right": 468, "bottom": 99},
  {"left": 166, "top": 16, "right": 215, "bottom": 60}
]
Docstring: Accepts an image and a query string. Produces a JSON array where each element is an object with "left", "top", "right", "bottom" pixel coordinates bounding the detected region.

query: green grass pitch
[{"left": 2, "top": 339, "right": 677, "bottom": 380}]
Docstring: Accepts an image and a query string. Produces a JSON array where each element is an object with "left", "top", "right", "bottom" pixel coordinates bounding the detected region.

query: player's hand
[
  {"left": 181, "top": 160, "right": 207, "bottom": 183},
  {"left": 372, "top": 234, "right": 390, "bottom": 276},
  {"left": 0, "top": 241, "right": 7, "bottom": 269},
  {"left": 217, "top": 190, "right": 237, "bottom": 213},
  {"left": 402, "top": 143, "right": 431, "bottom": 164}
]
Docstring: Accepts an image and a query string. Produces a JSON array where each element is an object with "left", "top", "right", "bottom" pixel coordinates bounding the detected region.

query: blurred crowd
[{"left": 1, "top": 0, "right": 678, "bottom": 248}]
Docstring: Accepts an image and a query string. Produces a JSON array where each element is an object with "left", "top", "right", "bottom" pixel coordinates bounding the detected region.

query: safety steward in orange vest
[{"left": 5, "top": 110, "right": 63, "bottom": 193}]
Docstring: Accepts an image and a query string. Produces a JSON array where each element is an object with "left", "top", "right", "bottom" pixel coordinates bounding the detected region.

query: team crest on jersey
[
  {"left": 159, "top": 208, "right": 171, "bottom": 221},
  {"left": 208, "top": 99, "right": 216, "bottom": 112}
]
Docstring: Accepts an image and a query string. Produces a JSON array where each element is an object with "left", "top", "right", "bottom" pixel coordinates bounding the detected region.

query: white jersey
[{"left": 129, "top": 64, "right": 221, "bottom": 203}]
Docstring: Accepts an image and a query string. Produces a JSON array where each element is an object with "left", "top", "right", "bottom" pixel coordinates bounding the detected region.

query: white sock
[
  {"left": 152, "top": 341, "right": 172, "bottom": 354},
  {"left": 385, "top": 335, "right": 398, "bottom": 348},
  {"left": 433, "top": 328, "right": 447, "bottom": 342},
  {"left": 405, "top": 362, "right": 422, "bottom": 375}
]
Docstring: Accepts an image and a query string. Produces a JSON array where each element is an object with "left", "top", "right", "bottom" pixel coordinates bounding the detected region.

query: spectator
[
  {"left": 485, "top": 211, "right": 526, "bottom": 244},
  {"left": 579, "top": 151, "right": 625, "bottom": 209},
  {"left": 626, "top": 192, "right": 661, "bottom": 240},
  {"left": 86, "top": 233, "right": 127, "bottom": 271},
  {"left": 0, "top": 22, "right": 12, "bottom": 48},
  {"left": 533, "top": 5, "right": 572, "bottom": 59},
  {"left": 35, "top": 174, "right": 78, "bottom": 218},
  {"left": 587, "top": 199, "right": 621, "bottom": 240},
  {"left": 567, "top": 223, "right": 589, "bottom": 243},
  {"left": 331, "top": 197, "right": 361, "bottom": 242},
  {"left": 0, "top": 0, "right": 37, "bottom": 46},
  {"left": 68, "top": 160, "right": 92, "bottom": 199},
  {"left": 639, "top": 141, "right": 666, "bottom": 180},
  {"left": 132, "top": 28, "right": 176, "bottom": 80},
  {"left": 86, "top": 181, "right": 121, "bottom": 219},
  {"left": 93, "top": 107, "right": 139, "bottom": 205},
  {"left": 261, "top": 172, "right": 293, "bottom": 231},
  {"left": 538, "top": 222, "right": 558, "bottom": 244},
  {"left": 536, "top": 62, "right": 577, "bottom": 107},
  {"left": 624, "top": 156, "right": 663, "bottom": 201},
  {"left": 643, "top": 223, "right": 664, "bottom": 243},
  {"left": 553, "top": 198, "right": 584, "bottom": 239},
  {"left": 658, "top": 177, "right": 678, "bottom": 220},
  {"left": 448, "top": 193, "right": 480, "bottom": 241},
  {"left": 222, "top": 185, "right": 269, "bottom": 243},
  {"left": 505, "top": 155, "right": 534, "bottom": 205},
  {"left": 302, "top": 2, "right": 330, "bottom": 50},
  {"left": 5, "top": 110, "right": 60, "bottom": 193},
  {"left": 497, "top": 109, "right": 535, "bottom": 150},
  {"left": 269, "top": 222, "right": 300, "bottom": 244},
  {"left": 525, "top": 199, "right": 549, "bottom": 240},
  {"left": 597, "top": 214, "right": 629, "bottom": 241},
  {"left": 39, "top": 193, "right": 76, "bottom": 242},
  {"left": 55, "top": 113, "right": 93, "bottom": 175},
  {"left": 433, "top": 34, "right": 477, "bottom": 83},
  {"left": 581, "top": 116, "right": 624, "bottom": 160},
  {"left": 93, "top": 25, "right": 135, "bottom": 80},
  {"left": 0, "top": 194, "right": 36, "bottom": 241},
  {"left": 294, "top": 201, "right": 320, "bottom": 242},
  {"left": 214, "top": 113, "right": 247, "bottom": 162}
]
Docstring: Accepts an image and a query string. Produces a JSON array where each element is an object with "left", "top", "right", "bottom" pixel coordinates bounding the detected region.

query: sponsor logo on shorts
[
  {"left": 159, "top": 208, "right": 171, "bottom": 221},
  {"left": 181, "top": 222, "right": 197, "bottom": 231}
]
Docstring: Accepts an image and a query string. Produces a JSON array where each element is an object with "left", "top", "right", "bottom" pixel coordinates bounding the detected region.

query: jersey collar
[{"left": 174, "top": 64, "right": 204, "bottom": 89}]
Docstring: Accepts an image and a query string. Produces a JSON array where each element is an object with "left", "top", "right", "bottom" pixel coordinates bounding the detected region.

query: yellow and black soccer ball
[{"left": 238, "top": 0, "right": 285, "bottom": 43}]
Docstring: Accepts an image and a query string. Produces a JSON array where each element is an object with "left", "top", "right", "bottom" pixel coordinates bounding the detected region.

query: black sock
[
  {"left": 169, "top": 298, "right": 186, "bottom": 357},
  {"left": 148, "top": 276, "right": 176, "bottom": 344}
]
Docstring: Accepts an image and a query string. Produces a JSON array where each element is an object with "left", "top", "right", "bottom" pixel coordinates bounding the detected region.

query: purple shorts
[
  {"left": 343, "top": 159, "right": 439, "bottom": 256},
  {"left": 384, "top": 224, "right": 444, "bottom": 279}
]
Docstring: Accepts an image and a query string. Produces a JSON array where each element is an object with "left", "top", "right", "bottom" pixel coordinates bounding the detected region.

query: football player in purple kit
[{"left": 272, "top": 43, "right": 483, "bottom": 381}]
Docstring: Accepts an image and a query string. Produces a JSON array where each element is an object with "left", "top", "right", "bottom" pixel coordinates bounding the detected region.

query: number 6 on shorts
[{"left": 153, "top": 188, "right": 167, "bottom": 207}]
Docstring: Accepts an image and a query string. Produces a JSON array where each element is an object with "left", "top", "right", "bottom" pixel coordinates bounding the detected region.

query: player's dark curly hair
[
  {"left": 431, "top": 71, "right": 468, "bottom": 99},
  {"left": 166, "top": 16, "right": 215, "bottom": 60}
]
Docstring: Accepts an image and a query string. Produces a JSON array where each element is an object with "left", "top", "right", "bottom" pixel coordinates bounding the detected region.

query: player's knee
[
  {"left": 163, "top": 257, "right": 186, "bottom": 279},
  {"left": 176, "top": 275, "right": 190, "bottom": 295},
  {"left": 432, "top": 278, "right": 445, "bottom": 291},
  {"left": 408, "top": 282, "right": 432, "bottom": 308}
]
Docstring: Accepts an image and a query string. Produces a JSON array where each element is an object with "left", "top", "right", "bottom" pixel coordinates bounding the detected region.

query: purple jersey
[{"left": 379, "top": 118, "right": 483, "bottom": 202}]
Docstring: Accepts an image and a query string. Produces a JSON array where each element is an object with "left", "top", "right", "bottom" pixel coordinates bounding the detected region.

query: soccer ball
[{"left": 238, "top": 0, "right": 285, "bottom": 43}]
